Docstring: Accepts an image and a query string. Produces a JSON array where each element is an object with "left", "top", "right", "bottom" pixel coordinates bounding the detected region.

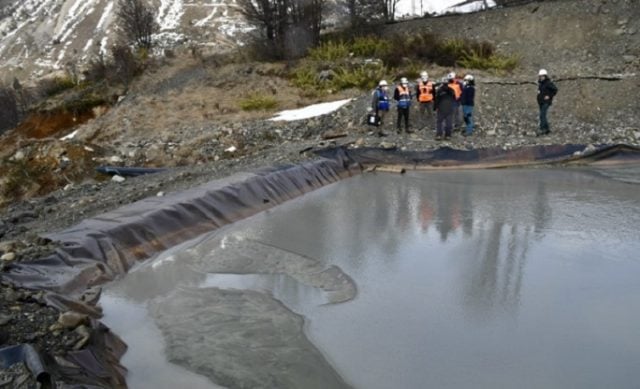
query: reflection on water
[
  {"left": 102, "top": 166, "right": 640, "bottom": 389},
  {"left": 235, "top": 167, "right": 640, "bottom": 389}
]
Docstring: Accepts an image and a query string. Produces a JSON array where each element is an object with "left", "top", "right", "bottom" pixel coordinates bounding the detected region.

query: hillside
[
  {"left": 0, "top": 0, "right": 638, "bottom": 212},
  {"left": 0, "top": 0, "right": 251, "bottom": 81}
]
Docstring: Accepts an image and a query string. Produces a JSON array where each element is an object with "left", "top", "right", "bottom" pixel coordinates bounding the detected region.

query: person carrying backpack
[
  {"left": 394, "top": 77, "right": 413, "bottom": 133},
  {"left": 537, "top": 69, "right": 558, "bottom": 136}
]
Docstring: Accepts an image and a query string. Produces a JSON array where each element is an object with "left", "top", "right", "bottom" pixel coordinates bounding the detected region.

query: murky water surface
[{"left": 102, "top": 166, "right": 640, "bottom": 389}]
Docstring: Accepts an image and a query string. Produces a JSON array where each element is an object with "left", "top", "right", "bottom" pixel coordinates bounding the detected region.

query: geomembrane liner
[{"left": 1, "top": 144, "right": 639, "bottom": 387}]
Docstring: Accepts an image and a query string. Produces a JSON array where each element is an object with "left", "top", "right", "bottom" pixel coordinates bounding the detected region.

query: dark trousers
[
  {"left": 397, "top": 107, "right": 410, "bottom": 130},
  {"left": 538, "top": 103, "right": 550, "bottom": 133},
  {"left": 436, "top": 110, "right": 453, "bottom": 137}
]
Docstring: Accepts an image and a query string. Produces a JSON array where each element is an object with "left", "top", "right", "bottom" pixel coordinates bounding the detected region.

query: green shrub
[
  {"left": 350, "top": 36, "right": 391, "bottom": 58},
  {"left": 308, "top": 41, "right": 350, "bottom": 61},
  {"left": 396, "top": 60, "right": 423, "bottom": 81},
  {"left": 458, "top": 51, "right": 519, "bottom": 72},
  {"left": 288, "top": 32, "right": 518, "bottom": 93},
  {"left": 330, "top": 62, "right": 387, "bottom": 90},
  {"left": 2, "top": 156, "right": 59, "bottom": 202},
  {"left": 433, "top": 38, "right": 467, "bottom": 67},
  {"left": 290, "top": 64, "right": 322, "bottom": 91},
  {"left": 239, "top": 95, "right": 278, "bottom": 111},
  {"left": 41, "top": 76, "right": 76, "bottom": 97},
  {"left": 63, "top": 94, "right": 108, "bottom": 113}
]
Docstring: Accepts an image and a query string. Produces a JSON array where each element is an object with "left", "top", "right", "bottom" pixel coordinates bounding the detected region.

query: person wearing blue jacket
[
  {"left": 371, "top": 80, "right": 390, "bottom": 127},
  {"left": 461, "top": 74, "right": 476, "bottom": 136}
]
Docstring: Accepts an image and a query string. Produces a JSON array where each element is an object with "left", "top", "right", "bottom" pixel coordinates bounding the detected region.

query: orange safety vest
[
  {"left": 396, "top": 85, "right": 411, "bottom": 108},
  {"left": 449, "top": 81, "right": 462, "bottom": 100},
  {"left": 397, "top": 84, "right": 410, "bottom": 96},
  {"left": 418, "top": 81, "right": 434, "bottom": 103}
]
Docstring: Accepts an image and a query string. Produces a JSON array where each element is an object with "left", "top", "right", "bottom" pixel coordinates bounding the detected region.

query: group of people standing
[
  {"left": 370, "top": 68, "right": 557, "bottom": 139},
  {"left": 371, "top": 71, "right": 476, "bottom": 140}
]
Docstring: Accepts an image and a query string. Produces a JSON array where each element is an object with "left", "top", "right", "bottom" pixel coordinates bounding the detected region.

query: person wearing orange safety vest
[
  {"left": 447, "top": 72, "right": 464, "bottom": 129},
  {"left": 394, "top": 77, "right": 413, "bottom": 133},
  {"left": 416, "top": 71, "right": 435, "bottom": 131}
]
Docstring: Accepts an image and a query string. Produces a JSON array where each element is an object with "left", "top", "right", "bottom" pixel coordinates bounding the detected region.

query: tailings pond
[{"left": 102, "top": 166, "right": 640, "bottom": 389}]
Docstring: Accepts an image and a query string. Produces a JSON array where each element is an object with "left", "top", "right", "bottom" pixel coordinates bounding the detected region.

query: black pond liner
[{"left": 1, "top": 144, "right": 639, "bottom": 388}]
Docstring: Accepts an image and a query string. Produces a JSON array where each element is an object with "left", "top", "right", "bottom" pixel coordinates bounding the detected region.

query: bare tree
[
  {"left": 116, "top": 0, "right": 158, "bottom": 49},
  {"left": 344, "top": 0, "right": 386, "bottom": 27},
  {"left": 239, "top": 0, "right": 325, "bottom": 59},
  {"left": 383, "top": 0, "right": 398, "bottom": 21},
  {"left": 0, "top": 85, "right": 19, "bottom": 134}
]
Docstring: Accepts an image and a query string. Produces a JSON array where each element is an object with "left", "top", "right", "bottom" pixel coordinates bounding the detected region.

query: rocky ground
[{"left": 1, "top": 0, "right": 639, "bottom": 387}]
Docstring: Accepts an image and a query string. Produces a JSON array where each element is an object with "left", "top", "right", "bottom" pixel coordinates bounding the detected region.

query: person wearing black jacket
[
  {"left": 537, "top": 69, "right": 558, "bottom": 136},
  {"left": 461, "top": 74, "right": 476, "bottom": 136},
  {"left": 394, "top": 77, "right": 413, "bottom": 133},
  {"left": 434, "top": 79, "right": 456, "bottom": 140}
]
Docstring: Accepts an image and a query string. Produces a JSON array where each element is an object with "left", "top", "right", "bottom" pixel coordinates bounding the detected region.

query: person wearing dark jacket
[
  {"left": 394, "top": 77, "right": 413, "bottom": 133},
  {"left": 537, "top": 69, "right": 558, "bottom": 136},
  {"left": 461, "top": 74, "right": 476, "bottom": 136},
  {"left": 434, "top": 78, "right": 456, "bottom": 140}
]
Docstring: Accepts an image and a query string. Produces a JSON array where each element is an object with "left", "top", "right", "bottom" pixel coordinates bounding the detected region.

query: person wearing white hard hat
[
  {"left": 461, "top": 74, "right": 476, "bottom": 136},
  {"left": 536, "top": 69, "right": 558, "bottom": 136},
  {"left": 394, "top": 77, "right": 413, "bottom": 133},
  {"left": 434, "top": 76, "right": 456, "bottom": 140},
  {"left": 370, "top": 79, "right": 391, "bottom": 134},
  {"left": 416, "top": 71, "right": 435, "bottom": 132}
]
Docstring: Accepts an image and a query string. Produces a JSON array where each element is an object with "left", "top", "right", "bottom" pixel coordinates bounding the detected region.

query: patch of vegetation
[
  {"left": 458, "top": 51, "right": 519, "bottom": 73},
  {"left": 1, "top": 156, "right": 60, "bottom": 203},
  {"left": 62, "top": 92, "right": 109, "bottom": 113},
  {"left": 288, "top": 32, "right": 518, "bottom": 94},
  {"left": 350, "top": 36, "right": 392, "bottom": 58},
  {"left": 308, "top": 41, "right": 350, "bottom": 61},
  {"left": 290, "top": 63, "right": 321, "bottom": 91},
  {"left": 239, "top": 95, "right": 279, "bottom": 111},
  {"left": 41, "top": 76, "right": 76, "bottom": 97},
  {"left": 331, "top": 62, "right": 387, "bottom": 90}
]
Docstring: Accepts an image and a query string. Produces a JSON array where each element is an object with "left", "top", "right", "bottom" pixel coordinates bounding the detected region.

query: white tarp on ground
[{"left": 269, "top": 99, "right": 353, "bottom": 122}]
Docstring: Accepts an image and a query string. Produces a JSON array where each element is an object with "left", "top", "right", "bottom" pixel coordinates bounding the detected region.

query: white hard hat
[
  {"left": 464, "top": 74, "right": 474, "bottom": 81},
  {"left": 400, "top": 77, "right": 408, "bottom": 84},
  {"left": 420, "top": 71, "right": 428, "bottom": 80},
  {"left": 379, "top": 80, "right": 388, "bottom": 86},
  {"left": 447, "top": 72, "right": 455, "bottom": 80},
  {"left": 538, "top": 69, "right": 548, "bottom": 76}
]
